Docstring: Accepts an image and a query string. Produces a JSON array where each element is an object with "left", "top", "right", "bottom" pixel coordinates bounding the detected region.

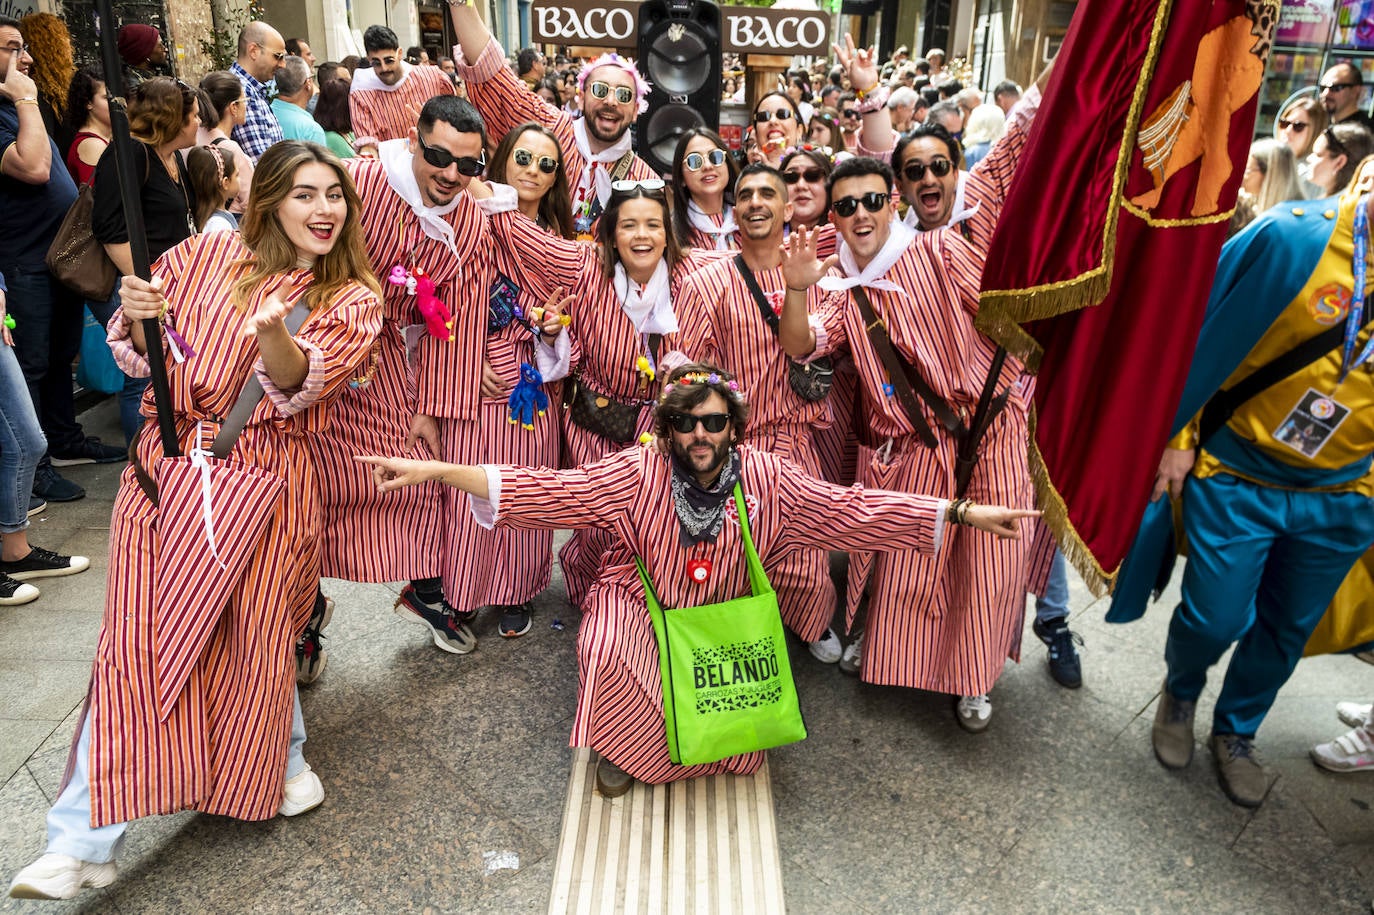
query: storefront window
[{"left": 1259, "top": 0, "right": 1373, "bottom": 137}]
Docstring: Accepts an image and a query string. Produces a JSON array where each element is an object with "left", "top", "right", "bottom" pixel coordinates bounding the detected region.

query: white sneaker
[
  {"left": 8, "top": 853, "right": 116, "bottom": 900},
  {"left": 955, "top": 694, "right": 993, "bottom": 733},
  {"left": 1336, "top": 701, "right": 1372, "bottom": 728},
  {"left": 808, "top": 627, "right": 842, "bottom": 664},
  {"left": 278, "top": 762, "right": 325, "bottom": 816},
  {"left": 839, "top": 633, "right": 863, "bottom": 676},
  {"left": 1311, "top": 725, "right": 1374, "bottom": 773}
]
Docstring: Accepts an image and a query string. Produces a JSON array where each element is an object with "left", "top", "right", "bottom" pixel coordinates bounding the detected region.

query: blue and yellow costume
[{"left": 1111, "top": 193, "right": 1374, "bottom": 739}]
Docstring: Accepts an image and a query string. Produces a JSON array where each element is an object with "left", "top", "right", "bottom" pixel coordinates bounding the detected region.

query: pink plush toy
[{"left": 412, "top": 270, "right": 455, "bottom": 342}]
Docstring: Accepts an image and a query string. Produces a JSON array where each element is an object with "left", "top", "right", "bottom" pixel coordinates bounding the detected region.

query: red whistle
[{"left": 687, "top": 558, "right": 712, "bottom": 584}]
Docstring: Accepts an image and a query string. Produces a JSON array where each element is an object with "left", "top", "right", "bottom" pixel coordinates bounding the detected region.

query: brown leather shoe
[
  {"left": 1152, "top": 681, "right": 1196, "bottom": 770},
  {"left": 1212, "top": 734, "right": 1268, "bottom": 807},
  {"left": 595, "top": 755, "right": 634, "bottom": 798}
]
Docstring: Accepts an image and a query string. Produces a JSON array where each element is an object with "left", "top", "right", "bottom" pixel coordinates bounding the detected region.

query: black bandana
[{"left": 669, "top": 449, "right": 742, "bottom": 547}]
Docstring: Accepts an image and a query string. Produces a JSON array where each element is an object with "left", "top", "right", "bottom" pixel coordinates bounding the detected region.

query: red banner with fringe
[{"left": 977, "top": 0, "right": 1280, "bottom": 594}]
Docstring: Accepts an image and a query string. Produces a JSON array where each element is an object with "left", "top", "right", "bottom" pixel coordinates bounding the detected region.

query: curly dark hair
[
  {"left": 654, "top": 363, "right": 750, "bottom": 446},
  {"left": 63, "top": 66, "right": 104, "bottom": 135}
]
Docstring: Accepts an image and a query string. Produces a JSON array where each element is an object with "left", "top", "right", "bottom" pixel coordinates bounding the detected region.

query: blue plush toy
[{"left": 507, "top": 362, "right": 548, "bottom": 430}]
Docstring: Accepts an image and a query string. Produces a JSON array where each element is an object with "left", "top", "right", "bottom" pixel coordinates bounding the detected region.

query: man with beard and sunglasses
[
  {"left": 676, "top": 164, "right": 851, "bottom": 666},
  {"left": 777, "top": 156, "right": 1036, "bottom": 733},
  {"left": 448, "top": 0, "right": 656, "bottom": 238},
  {"left": 296, "top": 95, "right": 500, "bottom": 676},
  {"left": 349, "top": 25, "right": 455, "bottom": 155},
  {"left": 357, "top": 363, "right": 1036, "bottom": 795}
]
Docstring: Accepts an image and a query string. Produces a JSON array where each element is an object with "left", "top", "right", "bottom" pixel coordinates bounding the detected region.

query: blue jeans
[
  {"left": 0, "top": 263, "right": 85, "bottom": 454},
  {"left": 1035, "top": 549, "right": 1069, "bottom": 624},
  {"left": 86, "top": 288, "right": 149, "bottom": 446},
  {"left": 1165, "top": 473, "right": 1374, "bottom": 737},
  {"left": 47, "top": 689, "right": 308, "bottom": 863},
  {"left": 0, "top": 344, "right": 47, "bottom": 532}
]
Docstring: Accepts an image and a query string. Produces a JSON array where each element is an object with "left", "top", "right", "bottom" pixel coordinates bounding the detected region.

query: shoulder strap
[
  {"left": 210, "top": 298, "right": 313, "bottom": 459},
  {"left": 850, "top": 286, "right": 961, "bottom": 449},
  {"left": 610, "top": 150, "right": 636, "bottom": 183},
  {"left": 210, "top": 136, "right": 229, "bottom": 146},
  {"left": 733, "top": 254, "right": 780, "bottom": 335},
  {"left": 732, "top": 482, "right": 770, "bottom": 597},
  {"left": 1197, "top": 323, "right": 1347, "bottom": 447}
]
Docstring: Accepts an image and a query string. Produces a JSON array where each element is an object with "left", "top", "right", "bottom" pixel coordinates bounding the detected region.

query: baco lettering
[
  {"left": 534, "top": 6, "right": 636, "bottom": 43},
  {"left": 727, "top": 15, "right": 826, "bottom": 52}
]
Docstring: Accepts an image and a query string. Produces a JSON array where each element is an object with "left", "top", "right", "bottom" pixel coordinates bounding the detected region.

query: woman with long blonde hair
[{"left": 7, "top": 141, "right": 382, "bottom": 903}]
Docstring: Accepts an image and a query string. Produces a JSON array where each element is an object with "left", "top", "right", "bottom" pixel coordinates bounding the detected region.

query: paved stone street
[{"left": 1, "top": 400, "right": 1371, "bottom": 913}]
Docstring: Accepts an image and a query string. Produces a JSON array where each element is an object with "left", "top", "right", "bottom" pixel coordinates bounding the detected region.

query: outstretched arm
[{"left": 358, "top": 455, "right": 489, "bottom": 497}]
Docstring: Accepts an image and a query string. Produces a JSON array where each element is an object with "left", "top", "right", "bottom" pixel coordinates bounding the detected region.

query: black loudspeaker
[{"left": 636, "top": 0, "right": 722, "bottom": 175}]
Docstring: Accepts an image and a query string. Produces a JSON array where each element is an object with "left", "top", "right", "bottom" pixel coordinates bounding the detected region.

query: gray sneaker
[
  {"left": 1212, "top": 734, "right": 1268, "bottom": 807},
  {"left": 1152, "top": 681, "right": 1196, "bottom": 770}
]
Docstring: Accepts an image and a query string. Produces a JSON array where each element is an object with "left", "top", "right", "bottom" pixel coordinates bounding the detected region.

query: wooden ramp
[{"left": 548, "top": 749, "right": 787, "bottom": 914}]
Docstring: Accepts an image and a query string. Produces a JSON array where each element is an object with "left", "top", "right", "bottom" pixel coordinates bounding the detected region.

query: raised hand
[
  {"left": 779, "top": 225, "right": 838, "bottom": 292},
  {"left": 832, "top": 34, "right": 879, "bottom": 93},
  {"left": 0, "top": 48, "right": 38, "bottom": 103},
  {"left": 242, "top": 276, "right": 303, "bottom": 338},
  {"left": 534, "top": 287, "right": 574, "bottom": 338}
]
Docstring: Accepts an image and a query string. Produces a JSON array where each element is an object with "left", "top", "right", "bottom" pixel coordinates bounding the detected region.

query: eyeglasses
[
  {"left": 588, "top": 81, "right": 634, "bottom": 105},
  {"left": 841, "top": 108, "right": 859, "bottom": 118},
  {"left": 0, "top": 43, "right": 30, "bottom": 55},
  {"left": 368, "top": 55, "right": 399, "bottom": 68},
  {"left": 684, "top": 149, "right": 727, "bottom": 171},
  {"left": 1276, "top": 118, "right": 1308, "bottom": 133},
  {"left": 754, "top": 108, "right": 795, "bottom": 124},
  {"left": 901, "top": 157, "right": 954, "bottom": 181},
  {"left": 1319, "top": 82, "right": 1357, "bottom": 93},
  {"left": 611, "top": 178, "right": 666, "bottom": 193},
  {"left": 513, "top": 147, "right": 558, "bottom": 174},
  {"left": 271, "top": 51, "right": 287, "bottom": 62},
  {"left": 831, "top": 192, "right": 891, "bottom": 217},
  {"left": 782, "top": 168, "right": 824, "bottom": 184},
  {"left": 666, "top": 412, "right": 730, "bottom": 434},
  {"left": 416, "top": 133, "right": 486, "bottom": 176}
]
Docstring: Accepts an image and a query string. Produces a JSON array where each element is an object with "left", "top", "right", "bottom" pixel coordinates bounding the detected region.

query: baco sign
[{"left": 530, "top": 1, "right": 831, "bottom": 56}]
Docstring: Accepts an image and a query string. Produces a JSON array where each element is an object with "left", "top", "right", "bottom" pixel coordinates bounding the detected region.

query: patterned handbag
[{"left": 565, "top": 375, "right": 643, "bottom": 444}]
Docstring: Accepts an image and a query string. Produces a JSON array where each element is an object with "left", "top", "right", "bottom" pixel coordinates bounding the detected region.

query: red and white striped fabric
[
  {"left": 89, "top": 232, "right": 381, "bottom": 824},
  {"left": 349, "top": 64, "right": 455, "bottom": 144},
  {"left": 813, "top": 230, "right": 1035, "bottom": 696},
  {"left": 483, "top": 445, "right": 946, "bottom": 783},
  {"left": 678, "top": 256, "right": 848, "bottom": 640},
  {"left": 487, "top": 209, "right": 714, "bottom": 607},
  {"left": 457, "top": 38, "right": 658, "bottom": 222},
  {"left": 307, "top": 159, "right": 489, "bottom": 582},
  {"left": 685, "top": 210, "right": 739, "bottom": 252}
]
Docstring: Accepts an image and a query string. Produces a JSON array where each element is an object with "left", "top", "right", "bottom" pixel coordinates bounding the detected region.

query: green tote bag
[{"left": 635, "top": 485, "right": 808, "bottom": 767}]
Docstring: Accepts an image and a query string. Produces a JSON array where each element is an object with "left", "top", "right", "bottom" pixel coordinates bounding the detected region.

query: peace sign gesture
[{"left": 832, "top": 34, "right": 880, "bottom": 95}]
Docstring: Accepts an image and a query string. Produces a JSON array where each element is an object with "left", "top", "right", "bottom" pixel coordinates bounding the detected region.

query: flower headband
[
  {"left": 576, "top": 53, "right": 652, "bottom": 116},
  {"left": 658, "top": 371, "right": 746, "bottom": 404}
]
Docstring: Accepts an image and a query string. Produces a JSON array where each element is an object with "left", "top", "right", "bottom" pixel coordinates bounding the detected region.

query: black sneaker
[
  {"left": 1033, "top": 617, "right": 1083, "bottom": 689},
  {"left": 0, "top": 572, "right": 39, "bottom": 605},
  {"left": 26, "top": 495, "right": 47, "bottom": 518},
  {"left": 49, "top": 437, "right": 127, "bottom": 466},
  {"left": 0, "top": 546, "right": 91, "bottom": 581},
  {"left": 393, "top": 585, "right": 476, "bottom": 654},
  {"left": 295, "top": 594, "right": 335, "bottom": 685},
  {"left": 498, "top": 603, "right": 533, "bottom": 638},
  {"left": 32, "top": 465, "right": 85, "bottom": 502}
]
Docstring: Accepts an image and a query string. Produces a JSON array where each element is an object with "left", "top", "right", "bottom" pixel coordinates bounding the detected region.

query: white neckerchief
[
  {"left": 615, "top": 260, "right": 677, "bottom": 335},
  {"left": 903, "top": 169, "right": 981, "bottom": 231},
  {"left": 818, "top": 217, "right": 914, "bottom": 293},
  {"left": 379, "top": 138, "right": 461, "bottom": 260},
  {"left": 572, "top": 117, "right": 633, "bottom": 210},
  {"left": 687, "top": 200, "right": 737, "bottom": 251},
  {"left": 350, "top": 61, "right": 412, "bottom": 94}
]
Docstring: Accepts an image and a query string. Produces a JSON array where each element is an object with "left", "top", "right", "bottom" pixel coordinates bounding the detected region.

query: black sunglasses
[
  {"left": 754, "top": 108, "right": 795, "bottom": 124},
  {"left": 588, "top": 80, "right": 634, "bottom": 104},
  {"left": 684, "top": 149, "right": 727, "bottom": 171},
  {"left": 667, "top": 412, "right": 730, "bottom": 434},
  {"left": 832, "top": 192, "right": 891, "bottom": 217},
  {"left": 1276, "top": 118, "right": 1308, "bottom": 133},
  {"left": 513, "top": 147, "right": 558, "bottom": 174},
  {"left": 782, "top": 168, "right": 824, "bottom": 184},
  {"left": 902, "top": 157, "right": 954, "bottom": 181},
  {"left": 1319, "top": 82, "right": 1357, "bottom": 92},
  {"left": 841, "top": 108, "right": 859, "bottom": 118},
  {"left": 417, "top": 133, "right": 486, "bottom": 176}
]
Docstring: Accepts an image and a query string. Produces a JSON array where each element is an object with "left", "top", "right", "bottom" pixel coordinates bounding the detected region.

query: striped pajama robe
[
  {"left": 815, "top": 231, "right": 1035, "bottom": 697},
  {"left": 89, "top": 233, "right": 381, "bottom": 824},
  {"left": 478, "top": 445, "right": 948, "bottom": 783},
  {"left": 677, "top": 256, "right": 846, "bottom": 641},
  {"left": 486, "top": 210, "right": 714, "bottom": 610},
  {"left": 349, "top": 65, "right": 456, "bottom": 145}
]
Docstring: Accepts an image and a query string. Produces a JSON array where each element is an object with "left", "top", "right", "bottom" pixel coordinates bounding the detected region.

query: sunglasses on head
[
  {"left": 416, "top": 133, "right": 486, "bottom": 176},
  {"left": 368, "top": 55, "right": 398, "bottom": 68},
  {"left": 1276, "top": 118, "right": 1308, "bottom": 133},
  {"left": 666, "top": 412, "right": 730, "bottom": 434},
  {"left": 782, "top": 167, "right": 824, "bottom": 184},
  {"left": 754, "top": 108, "right": 795, "bottom": 124},
  {"left": 611, "top": 178, "right": 666, "bottom": 194},
  {"left": 588, "top": 80, "right": 635, "bottom": 104},
  {"left": 831, "top": 192, "right": 891, "bottom": 218},
  {"left": 684, "top": 149, "right": 727, "bottom": 171},
  {"left": 513, "top": 147, "right": 558, "bottom": 174},
  {"left": 902, "top": 157, "right": 953, "bottom": 181}
]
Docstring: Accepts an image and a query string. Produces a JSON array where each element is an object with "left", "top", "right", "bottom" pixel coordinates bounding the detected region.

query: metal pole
[{"left": 92, "top": 0, "right": 180, "bottom": 457}]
